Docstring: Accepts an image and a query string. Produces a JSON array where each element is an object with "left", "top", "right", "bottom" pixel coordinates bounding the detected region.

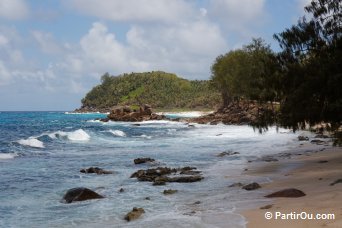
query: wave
[
  {"left": 0, "top": 153, "right": 18, "bottom": 160},
  {"left": 156, "top": 111, "right": 213, "bottom": 118},
  {"left": 48, "top": 129, "right": 90, "bottom": 141},
  {"left": 108, "top": 130, "right": 126, "bottom": 137},
  {"left": 18, "top": 138, "right": 45, "bottom": 148}
]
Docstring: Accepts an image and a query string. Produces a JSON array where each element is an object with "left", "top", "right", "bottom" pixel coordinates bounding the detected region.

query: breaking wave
[{"left": 18, "top": 138, "right": 45, "bottom": 148}]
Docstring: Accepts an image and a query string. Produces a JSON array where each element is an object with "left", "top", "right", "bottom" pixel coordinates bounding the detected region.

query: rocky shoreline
[{"left": 78, "top": 102, "right": 273, "bottom": 126}]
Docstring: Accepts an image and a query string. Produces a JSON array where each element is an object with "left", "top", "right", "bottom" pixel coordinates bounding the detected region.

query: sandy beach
[{"left": 242, "top": 145, "right": 342, "bottom": 228}]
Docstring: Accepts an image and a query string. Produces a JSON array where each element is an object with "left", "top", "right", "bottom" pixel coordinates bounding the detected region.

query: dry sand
[{"left": 241, "top": 146, "right": 342, "bottom": 228}]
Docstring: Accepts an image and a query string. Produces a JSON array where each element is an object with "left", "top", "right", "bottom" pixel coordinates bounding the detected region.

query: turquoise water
[{"left": 0, "top": 112, "right": 302, "bottom": 228}]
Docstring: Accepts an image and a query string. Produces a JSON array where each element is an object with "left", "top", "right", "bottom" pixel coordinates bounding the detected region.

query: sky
[{"left": 0, "top": 0, "right": 311, "bottom": 111}]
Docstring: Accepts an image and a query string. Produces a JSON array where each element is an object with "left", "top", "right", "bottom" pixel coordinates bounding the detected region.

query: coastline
[{"left": 240, "top": 145, "right": 342, "bottom": 228}]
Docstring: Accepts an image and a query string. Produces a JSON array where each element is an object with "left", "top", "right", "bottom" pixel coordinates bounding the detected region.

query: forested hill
[{"left": 78, "top": 71, "right": 221, "bottom": 111}]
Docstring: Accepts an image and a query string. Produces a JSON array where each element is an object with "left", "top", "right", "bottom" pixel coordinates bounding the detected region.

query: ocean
[{"left": 0, "top": 111, "right": 307, "bottom": 228}]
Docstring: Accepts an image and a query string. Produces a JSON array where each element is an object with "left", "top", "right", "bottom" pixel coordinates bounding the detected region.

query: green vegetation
[
  {"left": 81, "top": 71, "right": 221, "bottom": 110},
  {"left": 211, "top": 38, "right": 280, "bottom": 107},
  {"left": 211, "top": 0, "right": 341, "bottom": 141}
]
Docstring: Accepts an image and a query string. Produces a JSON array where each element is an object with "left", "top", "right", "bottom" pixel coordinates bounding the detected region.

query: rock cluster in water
[
  {"left": 130, "top": 166, "right": 203, "bottom": 185},
  {"left": 124, "top": 207, "right": 145, "bottom": 222},
  {"left": 134, "top": 157, "right": 155, "bottom": 164},
  {"left": 80, "top": 167, "right": 113, "bottom": 174},
  {"left": 106, "top": 104, "right": 165, "bottom": 122}
]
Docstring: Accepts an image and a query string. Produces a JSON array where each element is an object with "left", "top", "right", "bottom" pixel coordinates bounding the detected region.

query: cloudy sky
[{"left": 0, "top": 0, "right": 310, "bottom": 111}]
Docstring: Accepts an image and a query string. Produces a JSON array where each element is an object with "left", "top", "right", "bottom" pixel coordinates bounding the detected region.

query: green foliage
[
  {"left": 211, "top": 38, "right": 280, "bottom": 106},
  {"left": 274, "top": 0, "right": 341, "bottom": 130},
  {"left": 81, "top": 71, "right": 221, "bottom": 110}
]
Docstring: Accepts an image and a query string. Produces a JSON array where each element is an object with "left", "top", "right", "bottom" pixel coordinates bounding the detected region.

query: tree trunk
[{"left": 222, "top": 90, "right": 231, "bottom": 107}]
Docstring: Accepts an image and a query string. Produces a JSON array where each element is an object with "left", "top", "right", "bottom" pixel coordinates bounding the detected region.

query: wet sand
[{"left": 241, "top": 146, "right": 342, "bottom": 228}]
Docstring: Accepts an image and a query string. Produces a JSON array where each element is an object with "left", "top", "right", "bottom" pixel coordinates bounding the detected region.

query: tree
[
  {"left": 274, "top": 0, "right": 341, "bottom": 130},
  {"left": 211, "top": 38, "right": 280, "bottom": 107}
]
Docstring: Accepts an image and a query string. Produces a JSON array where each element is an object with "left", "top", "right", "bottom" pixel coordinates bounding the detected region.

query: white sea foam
[
  {"left": 0, "top": 153, "right": 18, "bottom": 159},
  {"left": 157, "top": 111, "right": 214, "bottom": 118},
  {"left": 108, "top": 130, "right": 126, "bottom": 137},
  {"left": 64, "top": 111, "right": 109, "bottom": 115},
  {"left": 87, "top": 119, "right": 101, "bottom": 123},
  {"left": 49, "top": 129, "right": 90, "bottom": 141},
  {"left": 18, "top": 138, "right": 45, "bottom": 148}
]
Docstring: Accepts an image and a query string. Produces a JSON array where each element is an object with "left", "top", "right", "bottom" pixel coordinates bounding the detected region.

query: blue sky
[{"left": 0, "top": 0, "right": 310, "bottom": 111}]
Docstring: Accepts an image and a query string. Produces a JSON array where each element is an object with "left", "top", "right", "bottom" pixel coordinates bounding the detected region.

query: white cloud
[
  {"left": 208, "top": 0, "right": 266, "bottom": 30},
  {"left": 31, "top": 30, "right": 63, "bottom": 55},
  {"left": 60, "top": 21, "right": 227, "bottom": 80},
  {"left": 66, "top": 0, "right": 195, "bottom": 23},
  {"left": 0, "top": 61, "right": 11, "bottom": 85},
  {"left": 0, "top": 0, "right": 29, "bottom": 20}
]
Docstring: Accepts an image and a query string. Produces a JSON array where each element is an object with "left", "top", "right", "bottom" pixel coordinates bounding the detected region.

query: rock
[
  {"left": 130, "top": 167, "right": 177, "bottom": 181},
  {"left": 298, "top": 136, "right": 309, "bottom": 141},
  {"left": 131, "top": 166, "right": 203, "bottom": 184},
  {"left": 310, "top": 139, "right": 325, "bottom": 144},
  {"left": 314, "top": 134, "right": 329, "bottom": 138},
  {"left": 124, "top": 207, "right": 145, "bottom": 222},
  {"left": 107, "top": 105, "right": 165, "bottom": 122},
  {"left": 242, "top": 182, "right": 261, "bottom": 191},
  {"left": 62, "top": 187, "right": 104, "bottom": 203},
  {"left": 229, "top": 182, "right": 244, "bottom": 187},
  {"left": 260, "top": 204, "right": 273, "bottom": 209},
  {"left": 167, "top": 175, "right": 203, "bottom": 183},
  {"left": 330, "top": 179, "right": 342, "bottom": 186},
  {"left": 261, "top": 156, "right": 278, "bottom": 162},
  {"left": 153, "top": 176, "right": 168, "bottom": 186},
  {"left": 318, "top": 160, "right": 328, "bottom": 163},
  {"left": 163, "top": 189, "right": 178, "bottom": 195},
  {"left": 100, "top": 118, "right": 110, "bottom": 122},
  {"left": 265, "top": 188, "right": 306, "bottom": 198},
  {"left": 179, "top": 170, "right": 201, "bottom": 175},
  {"left": 193, "top": 201, "right": 201, "bottom": 205},
  {"left": 145, "top": 197, "right": 150, "bottom": 200},
  {"left": 134, "top": 157, "right": 155, "bottom": 164},
  {"left": 123, "top": 106, "right": 132, "bottom": 113},
  {"left": 80, "top": 167, "right": 113, "bottom": 175},
  {"left": 217, "top": 151, "right": 240, "bottom": 157},
  {"left": 178, "top": 167, "right": 201, "bottom": 175},
  {"left": 119, "top": 188, "right": 124, "bottom": 193}
]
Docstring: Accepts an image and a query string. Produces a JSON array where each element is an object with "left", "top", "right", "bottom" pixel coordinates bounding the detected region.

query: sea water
[{"left": 0, "top": 111, "right": 308, "bottom": 228}]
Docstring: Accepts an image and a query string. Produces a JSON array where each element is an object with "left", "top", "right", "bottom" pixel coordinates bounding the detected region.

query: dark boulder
[
  {"left": 167, "top": 175, "right": 203, "bottom": 183},
  {"left": 124, "top": 207, "right": 145, "bottom": 221},
  {"left": 310, "top": 139, "right": 325, "bottom": 144},
  {"left": 260, "top": 156, "right": 278, "bottom": 162},
  {"left": 62, "top": 187, "right": 104, "bottom": 203},
  {"left": 298, "top": 136, "right": 309, "bottom": 141},
  {"left": 242, "top": 182, "right": 261, "bottom": 191},
  {"left": 265, "top": 188, "right": 306, "bottom": 198},
  {"left": 131, "top": 166, "right": 203, "bottom": 184},
  {"left": 217, "top": 151, "right": 240, "bottom": 157},
  {"left": 134, "top": 157, "right": 155, "bottom": 164},
  {"left": 80, "top": 167, "right": 113, "bottom": 175}
]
